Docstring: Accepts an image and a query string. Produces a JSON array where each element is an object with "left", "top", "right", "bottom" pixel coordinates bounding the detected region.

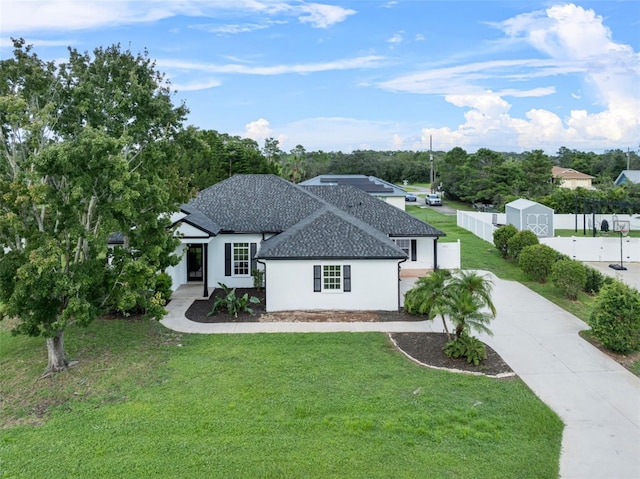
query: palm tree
[
  {"left": 404, "top": 269, "right": 453, "bottom": 340},
  {"left": 404, "top": 270, "right": 496, "bottom": 340},
  {"left": 444, "top": 271, "right": 496, "bottom": 338}
]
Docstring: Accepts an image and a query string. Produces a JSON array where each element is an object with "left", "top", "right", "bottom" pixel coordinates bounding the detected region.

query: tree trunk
[
  {"left": 46, "top": 330, "right": 69, "bottom": 373},
  {"left": 440, "top": 314, "right": 452, "bottom": 341}
]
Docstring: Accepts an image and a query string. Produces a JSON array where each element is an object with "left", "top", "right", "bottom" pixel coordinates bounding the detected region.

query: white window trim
[
  {"left": 322, "top": 264, "right": 342, "bottom": 293},
  {"left": 232, "top": 242, "right": 250, "bottom": 277}
]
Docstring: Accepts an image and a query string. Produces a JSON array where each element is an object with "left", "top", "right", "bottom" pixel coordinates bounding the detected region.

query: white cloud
[
  {"left": 298, "top": 3, "right": 356, "bottom": 28},
  {"left": 387, "top": 32, "right": 403, "bottom": 46},
  {"left": 261, "top": 117, "right": 420, "bottom": 152},
  {"left": 190, "top": 22, "right": 270, "bottom": 34},
  {"left": 244, "top": 118, "right": 273, "bottom": 141},
  {"left": 171, "top": 78, "right": 222, "bottom": 92},
  {"left": 383, "top": 3, "right": 640, "bottom": 153},
  {"left": 0, "top": 0, "right": 355, "bottom": 33},
  {"left": 157, "top": 55, "right": 384, "bottom": 76}
]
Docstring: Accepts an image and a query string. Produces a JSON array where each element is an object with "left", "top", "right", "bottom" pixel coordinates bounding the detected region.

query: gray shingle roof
[
  {"left": 180, "top": 174, "right": 444, "bottom": 259},
  {"left": 300, "top": 175, "right": 405, "bottom": 196},
  {"left": 257, "top": 207, "right": 407, "bottom": 259},
  {"left": 301, "top": 185, "right": 445, "bottom": 237},
  {"left": 183, "top": 174, "right": 323, "bottom": 233}
]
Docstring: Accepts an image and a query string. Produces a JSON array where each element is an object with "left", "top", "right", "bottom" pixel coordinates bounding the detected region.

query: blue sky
[{"left": 1, "top": 1, "right": 639, "bottom": 154}]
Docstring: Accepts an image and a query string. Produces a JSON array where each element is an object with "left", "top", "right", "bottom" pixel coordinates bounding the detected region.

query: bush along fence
[{"left": 458, "top": 210, "right": 640, "bottom": 262}]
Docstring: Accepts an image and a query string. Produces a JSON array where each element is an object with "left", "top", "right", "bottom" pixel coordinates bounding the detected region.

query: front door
[{"left": 186, "top": 244, "right": 203, "bottom": 282}]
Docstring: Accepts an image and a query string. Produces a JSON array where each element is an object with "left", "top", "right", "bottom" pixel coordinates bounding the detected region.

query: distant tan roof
[{"left": 552, "top": 166, "right": 594, "bottom": 179}]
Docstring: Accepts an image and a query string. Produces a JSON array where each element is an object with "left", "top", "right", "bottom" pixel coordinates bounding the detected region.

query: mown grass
[
  {"left": 0, "top": 321, "right": 562, "bottom": 479},
  {"left": 408, "top": 205, "right": 597, "bottom": 321},
  {"left": 408, "top": 205, "right": 640, "bottom": 375}
]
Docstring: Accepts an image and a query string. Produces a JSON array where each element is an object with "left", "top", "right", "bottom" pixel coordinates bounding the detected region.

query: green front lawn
[{"left": 0, "top": 320, "right": 562, "bottom": 479}]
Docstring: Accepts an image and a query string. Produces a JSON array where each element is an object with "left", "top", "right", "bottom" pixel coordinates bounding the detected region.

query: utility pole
[
  {"left": 627, "top": 147, "right": 630, "bottom": 170},
  {"left": 429, "top": 135, "right": 434, "bottom": 193}
]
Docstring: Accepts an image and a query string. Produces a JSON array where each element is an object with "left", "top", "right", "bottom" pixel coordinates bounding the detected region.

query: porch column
[
  {"left": 433, "top": 237, "right": 439, "bottom": 271},
  {"left": 203, "top": 242, "right": 209, "bottom": 297}
]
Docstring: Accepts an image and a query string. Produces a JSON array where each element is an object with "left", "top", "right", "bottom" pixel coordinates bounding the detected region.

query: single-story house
[
  {"left": 614, "top": 170, "right": 640, "bottom": 186},
  {"left": 166, "top": 174, "right": 452, "bottom": 312},
  {"left": 300, "top": 175, "right": 407, "bottom": 210},
  {"left": 506, "top": 198, "right": 554, "bottom": 237},
  {"left": 552, "top": 166, "right": 594, "bottom": 190}
]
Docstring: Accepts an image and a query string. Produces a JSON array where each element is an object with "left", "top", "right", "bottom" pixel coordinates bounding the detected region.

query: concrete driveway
[{"left": 162, "top": 271, "right": 640, "bottom": 479}]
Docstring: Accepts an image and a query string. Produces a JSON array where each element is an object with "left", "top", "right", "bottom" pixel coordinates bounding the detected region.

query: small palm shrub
[
  {"left": 507, "top": 230, "right": 539, "bottom": 260},
  {"left": 550, "top": 259, "right": 587, "bottom": 300},
  {"left": 589, "top": 281, "right": 640, "bottom": 354},
  {"left": 444, "top": 334, "right": 487, "bottom": 365},
  {"left": 493, "top": 224, "right": 518, "bottom": 258},
  {"left": 518, "top": 244, "right": 559, "bottom": 282},
  {"left": 207, "top": 283, "right": 261, "bottom": 318}
]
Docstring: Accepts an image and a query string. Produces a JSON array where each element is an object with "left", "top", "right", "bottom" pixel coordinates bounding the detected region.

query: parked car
[
  {"left": 426, "top": 193, "right": 442, "bottom": 206},
  {"left": 405, "top": 193, "right": 417, "bottom": 202}
]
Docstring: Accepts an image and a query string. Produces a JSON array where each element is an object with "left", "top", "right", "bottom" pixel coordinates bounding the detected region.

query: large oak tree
[{"left": 0, "top": 40, "right": 191, "bottom": 374}]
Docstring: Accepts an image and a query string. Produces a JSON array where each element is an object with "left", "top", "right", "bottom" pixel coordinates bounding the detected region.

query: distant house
[
  {"left": 506, "top": 199, "right": 554, "bottom": 237},
  {"left": 300, "top": 175, "right": 407, "bottom": 210},
  {"left": 552, "top": 166, "right": 594, "bottom": 190},
  {"left": 166, "top": 174, "right": 459, "bottom": 312},
  {"left": 614, "top": 170, "right": 640, "bottom": 186}
]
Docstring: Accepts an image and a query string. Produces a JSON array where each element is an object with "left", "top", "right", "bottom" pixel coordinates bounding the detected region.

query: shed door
[{"left": 526, "top": 214, "right": 548, "bottom": 236}]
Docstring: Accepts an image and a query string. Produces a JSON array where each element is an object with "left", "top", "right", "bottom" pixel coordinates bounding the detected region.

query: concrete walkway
[{"left": 161, "top": 273, "right": 640, "bottom": 479}]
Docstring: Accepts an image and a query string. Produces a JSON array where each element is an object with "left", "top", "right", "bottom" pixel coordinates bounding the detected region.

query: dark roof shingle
[{"left": 257, "top": 207, "right": 407, "bottom": 259}]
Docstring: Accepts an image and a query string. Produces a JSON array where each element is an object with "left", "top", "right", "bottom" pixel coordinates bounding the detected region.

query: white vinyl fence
[
  {"left": 457, "top": 211, "right": 640, "bottom": 262},
  {"left": 437, "top": 240, "right": 461, "bottom": 269}
]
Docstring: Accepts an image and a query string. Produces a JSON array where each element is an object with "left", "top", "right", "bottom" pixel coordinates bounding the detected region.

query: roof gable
[
  {"left": 257, "top": 208, "right": 407, "bottom": 259},
  {"left": 615, "top": 170, "right": 640, "bottom": 185}
]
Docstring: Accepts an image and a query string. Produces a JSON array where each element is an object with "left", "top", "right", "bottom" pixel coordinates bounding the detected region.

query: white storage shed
[{"left": 506, "top": 199, "right": 554, "bottom": 237}]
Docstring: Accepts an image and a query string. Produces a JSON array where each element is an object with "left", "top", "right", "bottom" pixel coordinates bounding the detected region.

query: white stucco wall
[
  {"left": 176, "top": 222, "right": 210, "bottom": 238},
  {"left": 394, "top": 237, "right": 437, "bottom": 271},
  {"left": 263, "top": 259, "right": 401, "bottom": 311},
  {"left": 166, "top": 243, "right": 187, "bottom": 291},
  {"left": 384, "top": 196, "right": 406, "bottom": 211},
  {"left": 208, "top": 233, "right": 266, "bottom": 289}
]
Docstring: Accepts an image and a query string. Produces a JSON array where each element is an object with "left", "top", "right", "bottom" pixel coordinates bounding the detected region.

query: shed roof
[{"left": 506, "top": 198, "right": 553, "bottom": 211}]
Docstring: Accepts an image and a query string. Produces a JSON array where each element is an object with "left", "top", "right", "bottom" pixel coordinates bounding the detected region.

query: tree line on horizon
[{"left": 175, "top": 130, "right": 640, "bottom": 213}]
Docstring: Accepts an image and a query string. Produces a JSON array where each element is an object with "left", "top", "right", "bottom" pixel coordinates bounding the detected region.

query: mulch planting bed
[{"left": 184, "top": 288, "right": 515, "bottom": 377}]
